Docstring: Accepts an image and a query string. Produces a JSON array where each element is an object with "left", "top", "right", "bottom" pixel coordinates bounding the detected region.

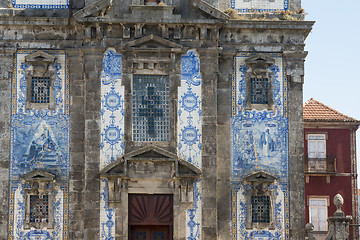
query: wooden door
[
  {"left": 131, "top": 226, "right": 169, "bottom": 240},
  {"left": 129, "top": 194, "right": 173, "bottom": 240}
]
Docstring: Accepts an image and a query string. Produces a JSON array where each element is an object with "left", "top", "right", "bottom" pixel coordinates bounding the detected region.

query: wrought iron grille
[
  {"left": 251, "top": 196, "right": 270, "bottom": 223},
  {"left": 29, "top": 195, "right": 49, "bottom": 223},
  {"left": 31, "top": 77, "right": 50, "bottom": 103},
  {"left": 132, "top": 75, "right": 169, "bottom": 142},
  {"left": 250, "top": 78, "right": 268, "bottom": 104}
]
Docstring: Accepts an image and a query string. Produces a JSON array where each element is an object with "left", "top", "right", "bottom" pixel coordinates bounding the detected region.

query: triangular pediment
[
  {"left": 178, "top": 159, "right": 202, "bottom": 177},
  {"left": 125, "top": 145, "right": 178, "bottom": 160},
  {"left": 23, "top": 170, "right": 55, "bottom": 182},
  {"left": 74, "top": 0, "right": 112, "bottom": 19},
  {"left": 245, "top": 54, "right": 275, "bottom": 66},
  {"left": 101, "top": 157, "right": 125, "bottom": 177},
  {"left": 101, "top": 145, "right": 201, "bottom": 178},
  {"left": 244, "top": 171, "right": 276, "bottom": 183},
  {"left": 25, "top": 51, "right": 55, "bottom": 63},
  {"left": 123, "top": 34, "right": 183, "bottom": 50}
]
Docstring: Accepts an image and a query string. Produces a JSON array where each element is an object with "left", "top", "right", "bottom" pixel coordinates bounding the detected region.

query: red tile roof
[{"left": 303, "top": 98, "right": 359, "bottom": 123}]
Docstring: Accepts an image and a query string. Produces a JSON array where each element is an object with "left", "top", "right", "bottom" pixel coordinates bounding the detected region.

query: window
[
  {"left": 250, "top": 78, "right": 268, "bottom": 104},
  {"left": 23, "top": 170, "right": 55, "bottom": 229},
  {"left": 25, "top": 51, "right": 56, "bottom": 109},
  {"left": 308, "top": 134, "right": 326, "bottom": 159},
  {"left": 133, "top": 75, "right": 169, "bottom": 142},
  {"left": 31, "top": 77, "right": 51, "bottom": 103},
  {"left": 251, "top": 196, "right": 270, "bottom": 223},
  {"left": 244, "top": 172, "right": 276, "bottom": 229},
  {"left": 29, "top": 195, "right": 49, "bottom": 223},
  {"left": 309, "top": 197, "right": 328, "bottom": 231},
  {"left": 244, "top": 55, "right": 274, "bottom": 110}
]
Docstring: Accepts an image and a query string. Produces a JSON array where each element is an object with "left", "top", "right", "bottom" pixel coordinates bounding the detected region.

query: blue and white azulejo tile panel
[
  {"left": 178, "top": 50, "right": 202, "bottom": 169},
  {"left": 100, "top": 48, "right": 124, "bottom": 170},
  {"left": 231, "top": 53, "right": 289, "bottom": 239},
  {"left": 9, "top": 50, "right": 69, "bottom": 239},
  {"left": 231, "top": 0, "right": 288, "bottom": 12},
  {"left": 232, "top": 53, "right": 287, "bottom": 180},
  {"left": 179, "top": 50, "right": 202, "bottom": 240},
  {"left": 100, "top": 49, "right": 123, "bottom": 240},
  {"left": 12, "top": 0, "right": 69, "bottom": 9},
  {"left": 100, "top": 179, "right": 115, "bottom": 240}
]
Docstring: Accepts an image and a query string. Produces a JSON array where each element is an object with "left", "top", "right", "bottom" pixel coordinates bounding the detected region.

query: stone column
[
  {"left": 0, "top": 47, "right": 15, "bottom": 239},
  {"left": 325, "top": 194, "right": 352, "bottom": 240},
  {"left": 199, "top": 48, "right": 220, "bottom": 239},
  {"left": 216, "top": 51, "right": 234, "bottom": 240},
  {"left": 284, "top": 50, "right": 308, "bottom": 239},
  {"left": 83, "top": 48, "right": 104, "bottom": 239},
  {"left": 67, "top": 48, "right": 86, "bottom": 239}
]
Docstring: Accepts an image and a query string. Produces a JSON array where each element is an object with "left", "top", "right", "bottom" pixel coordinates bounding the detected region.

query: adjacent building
[
  {"left": 0, "top": 0, "right": 314, "bottom": 239},
  {"left": 304, "top": 98, "right": 359, "bottom": 239}
]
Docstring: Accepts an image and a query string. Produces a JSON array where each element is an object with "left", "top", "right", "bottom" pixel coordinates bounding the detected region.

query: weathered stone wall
[
  {"left": 0, "top": 1, "right": 313, "bottom": 239},
  {"left": 0, "top": 48, "right": 13, "bottom": 240}
]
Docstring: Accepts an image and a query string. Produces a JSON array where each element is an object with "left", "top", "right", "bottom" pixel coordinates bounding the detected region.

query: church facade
[{"left": 0, "top": 0, "right": 314, "bottom": 239}]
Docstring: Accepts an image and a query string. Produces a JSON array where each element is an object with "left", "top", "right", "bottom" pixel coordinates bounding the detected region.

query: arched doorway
[{"left": 129, "top": 194, "right": 173, "bottom": 240}]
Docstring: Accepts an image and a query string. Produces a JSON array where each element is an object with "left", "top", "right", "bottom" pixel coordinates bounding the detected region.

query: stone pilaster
[
  {"left": 67, "top": 48, "right": 86, "bottom": 239},
  {"left": 0, "top": 48, "right": 15, "bottom": 240},
  {"left": 199, "top": 48, "right": 220, "bottom": 239},
  {"left": 284, "top": 50, "right": 308, "bottom": 239},
  {"left": 216, "top": 52, "right": 234, "bottom": 240},
  {"left": 83, "top": 48, "right": 104, "bottom": 239}
]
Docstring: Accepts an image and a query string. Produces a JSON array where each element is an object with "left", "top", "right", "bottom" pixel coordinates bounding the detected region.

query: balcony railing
[{"left": 304, "top": 157, "right": 336, "bottom": 173}]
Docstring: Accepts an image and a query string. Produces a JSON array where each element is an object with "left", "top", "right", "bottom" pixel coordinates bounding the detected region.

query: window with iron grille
[
  {"left": 29, "top": 195, "right": 49, "bottom": 223},
  {"left": 31, "top": 77, "right": 50, "bottom": 103},
  {"left": 251, "top": 196, "right": 270, "bottom": 223},
  {"left": 250, "top": 78, "right": 268, "bottom": 104},
  {"left": 133, "top": 75, "right": 169, "bottom": 142}
]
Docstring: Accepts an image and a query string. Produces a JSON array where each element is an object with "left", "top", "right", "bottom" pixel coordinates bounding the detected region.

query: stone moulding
[
  {"left": 100, "top": 145, "right": 201, "bottom": 208},
  {"left": 73, "top": 0, "right": 113, "bottom": 19},
  {"left": 243, "top": 172, "right": 277, "bottom": 230},
  {"left": 22, "top": 170, "right": 56, "bottom": 230},
  {"left": 24, "top": 51, "right": 57, "bottom": 110},
  {"left": 192, "top": 0, "right": 230, "bottom": 20}
]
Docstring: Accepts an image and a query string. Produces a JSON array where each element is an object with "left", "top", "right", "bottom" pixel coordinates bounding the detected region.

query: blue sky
[{"left": 302, "top": 0, "right": 360, "bottom": 184}]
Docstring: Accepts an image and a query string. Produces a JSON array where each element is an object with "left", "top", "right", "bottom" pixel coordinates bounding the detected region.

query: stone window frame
[
  {"left": 24, "top": 51, "right": 57, "bottom": 110},
  {"left": 307, "top": 195, "right": 329, "bottom": 232},
  {"left": 244, "top": 54, "right": 275, "bottom": 111},
  {"left": 244, "top": 172, "right": 276, "bottom": 230},
  {"left": 23, "top": 170, "right": 55, "bottom": 230},
  {"left": 122, "top": 34, "right": 183, "bottom": 149}
]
